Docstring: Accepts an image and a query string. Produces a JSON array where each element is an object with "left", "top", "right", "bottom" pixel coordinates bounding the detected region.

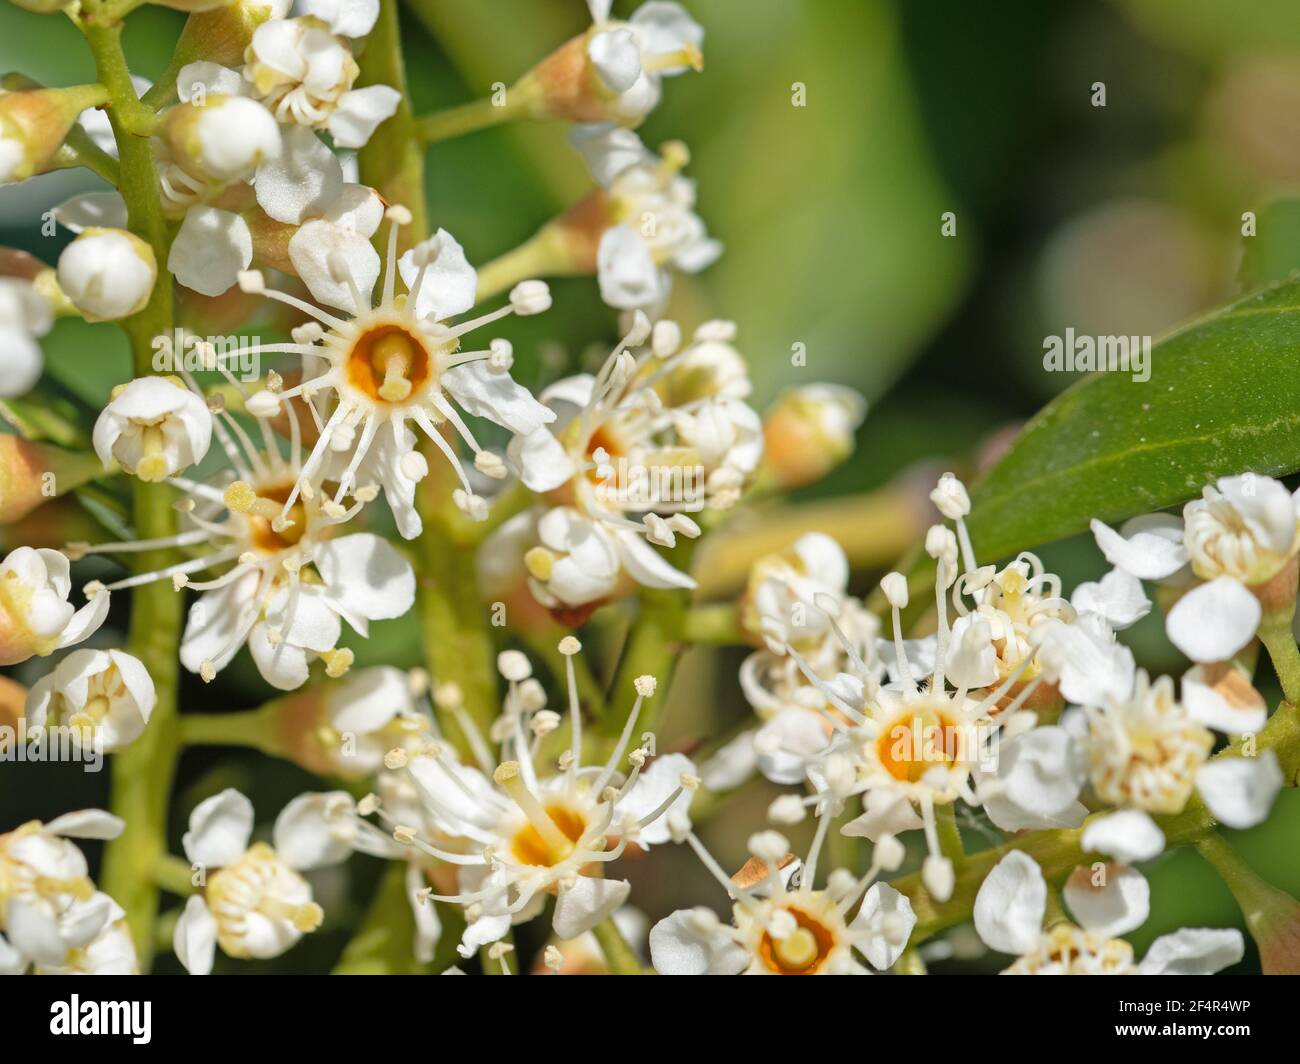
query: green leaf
[{"left": 965, "top": 280, "right": 1300, "bottom": 561}]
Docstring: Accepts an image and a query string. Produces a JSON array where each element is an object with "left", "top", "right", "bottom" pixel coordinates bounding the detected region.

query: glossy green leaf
[{"left": 965, "top": 281, "right": 1300, "bottom": 560}]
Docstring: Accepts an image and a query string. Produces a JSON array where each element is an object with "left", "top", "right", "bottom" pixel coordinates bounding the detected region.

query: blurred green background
[{"left": 3, "top": 0, "right": 1299, "bottom": 972}]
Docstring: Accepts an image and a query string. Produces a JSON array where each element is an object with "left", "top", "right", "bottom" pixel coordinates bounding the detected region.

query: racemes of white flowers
[
  {"left": 73, "top": 362, "right": 413, "bottom": 690},
  {"left": 494, "top": 315, "right": 759, "bottom": 613},
  {"left": 235, "top": 205, "right": 555, "bottom": 535},
  {"left": 358, "top": 641, "right": 696, "bottom": 957},
  {"left": 649, "top": 815, "right": 915, "bottom": 976},
  {"left": 0, "top": 809, "right": 134, "bottom": 974},
  {"left": 173, "top": 788, "right": 353, "bottom": 974},
  {"left": 974, "top": 851, "right": 1243, "bottom": 975},
  {"left": 0, "top": 546, "right": 109, "bottom": 667},
  {"left": 571, "top": 126, "right": 720, "bottom": 312},
  {"left": 25, "top": 648, "right": 155, "bottom": 752},
  {"left": 1090, "top": 473, "right": 1300, "bottom": 663}
]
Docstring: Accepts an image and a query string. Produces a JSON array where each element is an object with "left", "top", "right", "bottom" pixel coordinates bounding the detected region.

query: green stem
[
  {"left": 680, "top": 603, "right": 743, "bottom": 645},
  {"left": 152, "top": 854, "right": 197, "bottom": 897},
  {"left": 81, "top": 13, "right": 181, "bottom": 970},
  {"left": 592, "top": 916, "right": 643, "bottom": 974},
  {"left": 1259, "top": 606, "right": 1300, "bottom": 705},
  {"left": 332, "top": 863, "right": 451, "bottom": 974},
  {"left": 476, "top": 226, "right": 581, "bottom": 303},
  {"left": 416, "top": 95, "right": 521, "bottom": 144},
  {"left": 177, "top": 707, "right": 278, "bottom": 752},
  {"left": 600, "top": 582, "right": 689, "bottom": 735},
  {"left": 934, "top": 803, "right": 965, "bottom": 866}
]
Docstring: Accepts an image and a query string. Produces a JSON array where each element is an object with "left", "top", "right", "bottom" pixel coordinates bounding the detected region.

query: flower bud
[
  {"left": 163, "top": 94, "right": 281, "bottom": 182},
  {"left": 761, "top": 384, "right": 866, "bottom": 490},
  {"left": 0, "top": 84, "right": 107, "bottom": 184},
  {"left": 93, "top": 376, "right": 213, "bottom": 482},
  {"left": 168, "top": 0, "right": 290, "bottom": 71},
  {"left": 0, "top": 438, "right": 102, "bottom": 524},
  {"left": 57, "top": 228, "right": 157, "bottom": 322}
]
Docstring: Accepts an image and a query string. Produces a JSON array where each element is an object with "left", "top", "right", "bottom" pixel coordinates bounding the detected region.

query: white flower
[
  {"left": 572, "top": 128, "right": 720, "bottom": 311},
  {"left": 0, "top": 277, "right": 52, "bottom": 398},
  {"left": 974, "top": 851, "right": 1243, "bottom": 974},
  {"left": 243, "top": 17, "right": 399, "bottom": 148},
  {"left": 75, "top": 372, "right": 414, "bottom": 690},
  {"left": 364, "top": 646, "right": 694, "bottom": 954},
  {"left": 167, "top": 206, "right": 253, "bottom": 298},
  {"left": 93, "top": 376, "right": 213, "bottom": 482},
  {"left": 1183, "top": 474, "right": 1299, "bottom": 585},
  {"left": 25, "top": 648, "right": 155, "bottom": 751},
  {"left": 300, "top": 0, "right": 379, "bottom": 38},
  {"left": 57, "top": 228, "right": 156, "bottom": 322},
  {"left": 173, "top": 789, "right": 349, "bottom": 973},
  {"left": 0, "top": 547, "right": 109, "bottom": 667},
  {"left": 649, "top": 809, "right": 915, "bottom": 975},
  {"left": 0, "top": 809, "right": 125, "bottom": 969},
  {"left": 582, "top": 1, "right": 704, "bottom": 126},
  {"left": 234, "top": 208, "right": 554, "bottom": 534},
  {"left": 503, "top": 317, "right": 758, "bottom": 611},
  {"left": 32, "top": 894, "right": 138, "bottom": 975}
]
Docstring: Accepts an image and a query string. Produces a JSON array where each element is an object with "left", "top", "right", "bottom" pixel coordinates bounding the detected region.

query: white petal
[
  {"left": 315, "top": 533, "right": 416, "bottom": 625},
  {"left": 1063, "top": 863, "right": 1150, "bottom": 937},
  {"left": 616, "top": 752, "right": 695, "bottom": 845},
  {"left": 396, "top": 228, "right": 478, "bottom": 322},
  {"left": 255, "top": 126, "right": 344, "bottom": 225},
  {"left": 168, "top": 207, "right": 253, "bottom": 297},
  {"left": 173, "top": 895, "right": 218, "bottom": 975},
  {"left": 1139, "top": 928, "right": 1244, "bottom": 975},
  {"left": 569, "top": 124, "right": 646, "bottom": 186},
  {"left": 851, "top": 882, "right": 916, "bottom": 970},
  {"left": 1166, "top": 577, "right": 1261, "bottom": 664},
  {"left": 327, "top": 665, "right": 410, "bottom": 734},
  {"left": 176, "top": 60, "right": 244, "bottom": 101},
  {"left": 509, "top": 427, "right": 576, "bottom": 493},
  {"left": 552, "top": 877, "right": 631, "bottom": 940},
  {"left": 981, "top": 726, "right": 1087, "bottom": 829},
  {"left": 273, "top": 791, "right": 358, "bottom": 869},
  {"left": 699, "top": 730, "right": 757, "bottom": 791},
  {"left": 182, "top": 788, "right": 254, "bottom": 868},
  {"left": 53, "top": 191, "right": 128, "bottom": 233},
  {"left": 1195, "top": 751, "right": 1283, "bottom": 829},
  {"left": 973, "top": 851, "right": 1046, "bottom": 955},
  {"left": 321, "top": 183, "right": 384, "bottom": 237},
  {"left": 288, "top": 218, "right": 380, "bottom": 313},
  {"left": 648, "top": 908, "right": 747, "bottom": 975},
  {"left": 301, "top": 0, "right": 379, "bottom": 37},
  {"left": 1071, "top": 566, "right": 1151, "bottom": 630},
  {"left": 329, "top": 85, "right": 401, "bottom": 149},
  {"left": 407, "top": 862, "right": 440, "bottom": 964},
  {"left": 1182, "top": 664, "right": 1268, "bottom": 734},
  {"left": 1090, "top": 515, "right": 1188, "bottom": 580},
  {"left": 5, "top": 898, "right": 67, "bottom": 966},
  {"left": 588, "top": 28, "right": 642, "bottom": 94},
  {"left": 629, "top": 1, "right": 704, "bottom": 75},
  {"left": 596, "top": 225, "right": 662, "bottom": 309},
  {"left": 614, "top": 529, "right": 696, "bottom": 591},
  {"left": 43, "top": 809, "right": 124, "bottom": 840},
  {"left": 442, "top": 360, "right": 556, "bottom": 435},
  {"left": 1081, "top": 809, "right": 1165, "bottom": 863},
  {"left": 841, "top": 790, "right": 924, "bottom": 840}
]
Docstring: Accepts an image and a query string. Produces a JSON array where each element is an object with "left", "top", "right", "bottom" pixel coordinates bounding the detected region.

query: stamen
[{"left": 493, "top": 761, "right": 575, "bottom": 860}]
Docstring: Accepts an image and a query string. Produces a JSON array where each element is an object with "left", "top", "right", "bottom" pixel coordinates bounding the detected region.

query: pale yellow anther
[
  {"left": 524, "top": 546, "right": 556, "bottom": 582},
  {"left": 322, "top": 647, "right": 354, "bottom": 678},
  {"left": 293, "top": 902, "right": 324, "bottom": 933},
  {"left": 393, "top": 824, "right": 417, "bottom": 845},
  {"left": 384, "top": 748, "right": 409, "bottom": 770},
  {"left": 374, "top": 333, "right": 416, "bottom": 402}
]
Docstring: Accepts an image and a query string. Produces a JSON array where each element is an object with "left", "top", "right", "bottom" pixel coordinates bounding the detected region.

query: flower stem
[
  {"left": 1259, "top": 605, "right": 1300, "bottom": 705},
  {"left": 592, "top": 916, "right": 643, "bottom": 974},
  {"left": 416, "top": 95, "right": 520, "bottom": 144},
  {"left": 81, "top": 13, "right": 181, "bottom": 969},
  {"left": 178, "top": 707, "right": 278, "bottom": 752},
  {"left": 600, "top": 582, "right": 690, "bottom": 735},
  {"left": 680, "top": 603, "right": 743, "bottom": 645},
  {"left": 475, "top": 225, "right": 582, "bottom": 303}
]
